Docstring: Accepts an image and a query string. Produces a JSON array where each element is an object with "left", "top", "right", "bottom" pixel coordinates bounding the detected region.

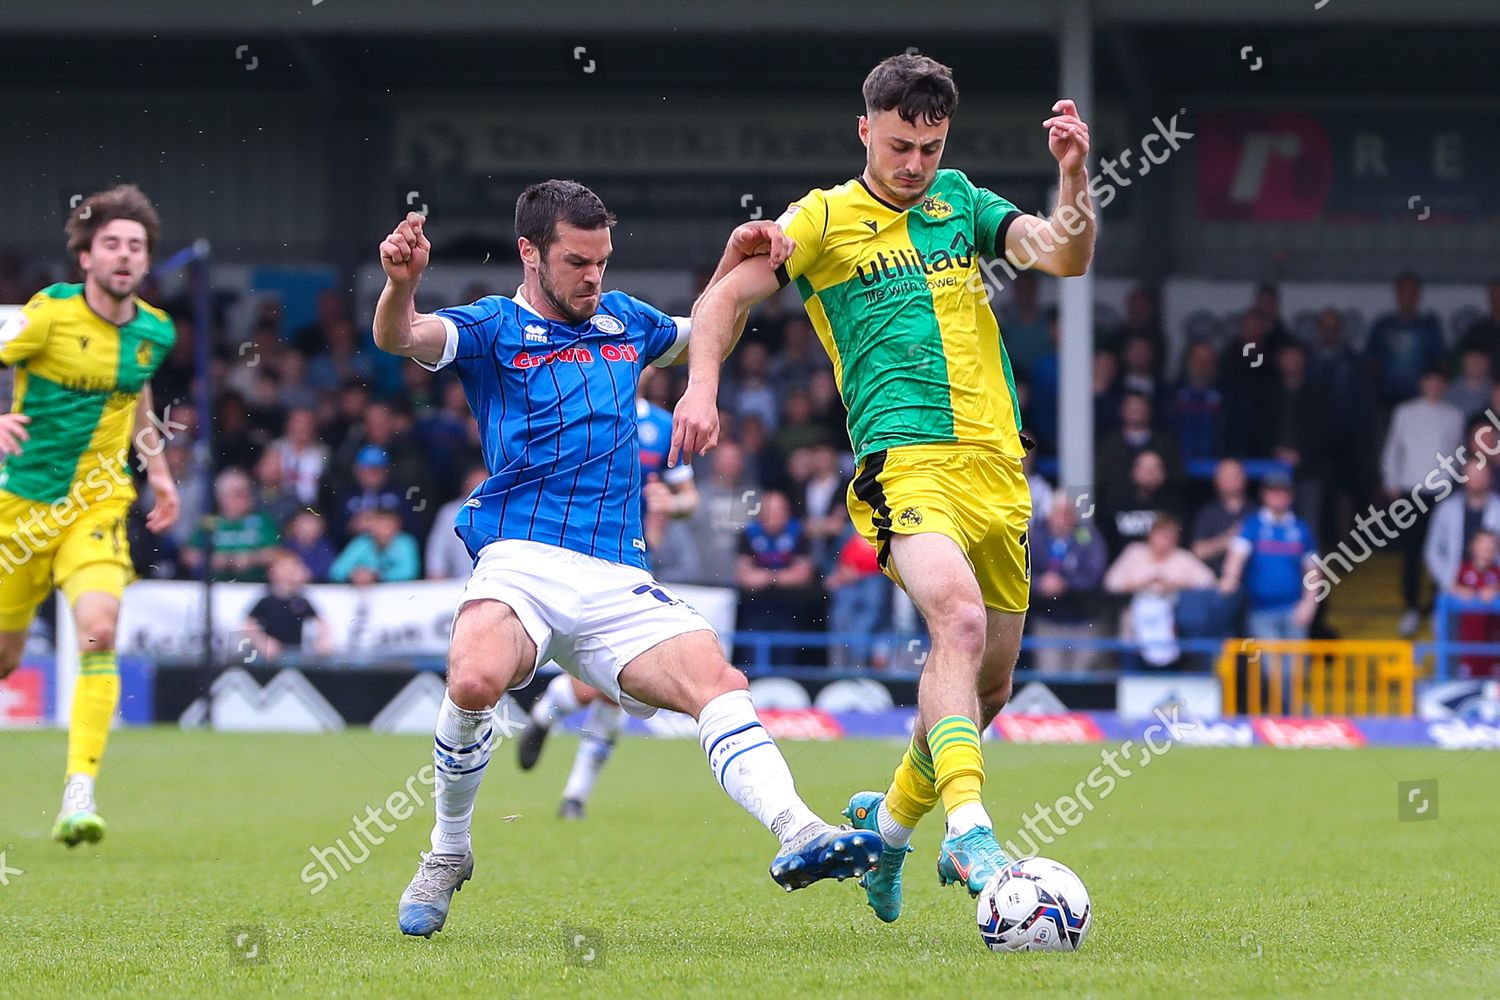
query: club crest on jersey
[
  {"left": 590, "top": 314, "right": 625, "bottom": 336},
  {"left": 523, "top": 324, "right": 549, "bottom": 344},
  {"left": 921, "top": 195, "right": 953, "bottom": 219},
  {"left": 135, "top": 341, "right": 154, "bottom": 366},
  {"left": 897, "top": 507, "right": 923, "bottom": 527}
]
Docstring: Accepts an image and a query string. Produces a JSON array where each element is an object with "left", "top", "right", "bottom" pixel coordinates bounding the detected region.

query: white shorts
[{"left": 456, "top": 538, "right": 716, "bottom": 719}]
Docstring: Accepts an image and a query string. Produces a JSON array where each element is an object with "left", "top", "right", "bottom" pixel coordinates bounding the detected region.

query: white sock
[
  {"left": 697, "top": 689, "right": 820, "bottom": 846},
  {"left": 62, "top": 773, "right": 95, "bottom": 815},
  {"left": 946, "top": 801, "right": 993, "bottom": 836},
  {"left": 530, "top": 672, "right": 581, "bottom": 728},
  {"left": 429, "top": 692, "right": 495, "bottom": 856},
  {"left": 562, "top": 702, "right": 625, "bottom": 804},
  {"left": 875, "top": 799, "right": 914, "bottom": 849}
]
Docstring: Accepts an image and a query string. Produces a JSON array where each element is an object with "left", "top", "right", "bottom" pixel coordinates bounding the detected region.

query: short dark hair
[
  {"left": 862, "top": 54, "right": 959, "bottom": 126},
  {"left": 66, "top": 183, "right": 161, "bottom": 257},
  {"left": 514, "top": 179, "right": 616, "bottom": 257}
]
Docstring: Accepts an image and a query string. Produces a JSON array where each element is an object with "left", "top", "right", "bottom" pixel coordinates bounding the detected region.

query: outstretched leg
[{"left": 618, "top": 629, "right": 883, "bottom": 891}]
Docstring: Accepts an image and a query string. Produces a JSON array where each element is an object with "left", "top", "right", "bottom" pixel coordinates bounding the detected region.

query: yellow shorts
[
  {"left": 0, "top": 492, "right": 133, "bottom": 632},
  {"left": 847, "top": 445, "right": 1032, "bottom": 613}
]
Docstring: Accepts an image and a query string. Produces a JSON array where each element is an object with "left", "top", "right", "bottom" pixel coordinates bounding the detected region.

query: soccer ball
[{"left": 976, "top": 857, "right": 1092, "bottom": 952}]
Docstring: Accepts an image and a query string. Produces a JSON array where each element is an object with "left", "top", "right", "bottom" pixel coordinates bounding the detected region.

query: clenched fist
[{"left": 380, "top": 212, "right": 431, "bottom": 286}]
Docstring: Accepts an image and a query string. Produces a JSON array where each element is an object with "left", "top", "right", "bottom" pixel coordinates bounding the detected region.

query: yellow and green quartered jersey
[
  {"left": 0, "top": 283, "right": 175, "bottom": 505},
  {"left": 775, "top": 168, "right": 1025, "bottom": 461}
]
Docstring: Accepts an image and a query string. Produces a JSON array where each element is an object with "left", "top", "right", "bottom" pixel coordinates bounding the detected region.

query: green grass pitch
[{"left": 2, "top": 728, "right": 1498, "bottom": 998}]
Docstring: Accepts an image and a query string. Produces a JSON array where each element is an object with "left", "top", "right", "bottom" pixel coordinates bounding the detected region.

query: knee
[
  {"left": 689, "top": 662, "right": 748, "bottom": 716},
  {"left": 714, "top": 663, "right": 749, "bottom": 695},
  {"left": 446, "top": 650, "right": 509, "bottom": 710},
  {"left": 928, "top": 599, "right": 988, "bottom": 662},
  {"left": 76, "top": 619, "right": 117, "bottom": 653},
  {"left": 0, "top": 648, "right": 18, "bottom": 681}
]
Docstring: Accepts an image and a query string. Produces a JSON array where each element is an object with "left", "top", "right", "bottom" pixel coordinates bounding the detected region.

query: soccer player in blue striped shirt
[{"left": 374, "top": 180, "right": 882, "bottom": 938}]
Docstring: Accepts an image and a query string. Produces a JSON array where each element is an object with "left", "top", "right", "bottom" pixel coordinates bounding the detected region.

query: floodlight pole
[
  {"left": 191, "top": 240, "right": 215, "bottom": 677},
  {"left": 1058, "top": 0, "right": 1096, "bottom": 511}
]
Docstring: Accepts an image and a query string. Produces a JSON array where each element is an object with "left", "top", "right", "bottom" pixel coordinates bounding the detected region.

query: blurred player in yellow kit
[{"left": 0, "top": 185, "right": 180, "bottom": 847}]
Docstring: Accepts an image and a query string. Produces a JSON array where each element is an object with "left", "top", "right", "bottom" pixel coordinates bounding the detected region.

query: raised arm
[
  {"left": 1002, "top": 99, "right": 1095, "bottom": 278},
  {"left": 695, "top": 221, "right": 795, "bottom": 310},
  {"left": 668, "top": 255, "right": 783, "bottom": 466},
  {"left": 657, "top": 220, "right": 795, "bottom": 369},
  {"left": 373, "top": 212, "right": 450, "bottom": 366}
]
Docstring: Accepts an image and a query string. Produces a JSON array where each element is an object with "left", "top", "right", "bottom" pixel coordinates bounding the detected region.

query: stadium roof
[{"left": 4, "top": 0, "right": 1500, "bottom": 34}]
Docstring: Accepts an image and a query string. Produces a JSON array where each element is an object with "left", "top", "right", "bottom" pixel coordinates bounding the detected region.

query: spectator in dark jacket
[
  {"left": 1310, "top": 307, "right": 1374, "bottom": 540},
  {"left": 1366, "top": 271, "right": 1445, "bottom": 408},
  {"left": 1220, "top": 309, "right": 1291, "bottom": 456},
  {"left": 1168, "top": 338, "right": 1224, "bottom": 465},
  {"left": 1262, "top": 341, "right": 1334, "bottom": 527},
  {"left": 1030, "top": 494, "right": 1109, "bottom": 674},
  {"left": 1191, "top": 458, "right": 1251, "bottom": 577},
  {"left": 1096, "top": 393, "right": 1183, "bottom": 518},
  {"left": 1103, "top": 450, "right": 1183, "bottom": 555}
]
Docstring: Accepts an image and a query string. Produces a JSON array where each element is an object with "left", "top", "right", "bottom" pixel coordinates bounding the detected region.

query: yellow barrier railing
[{"left": 1216, "top": 639, "right": 1416, "bottom": 717}]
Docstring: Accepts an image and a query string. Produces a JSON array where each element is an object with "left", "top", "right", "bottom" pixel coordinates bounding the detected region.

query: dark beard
[{"left": 538, "top": 265, "right": 592, "bottom": 326}]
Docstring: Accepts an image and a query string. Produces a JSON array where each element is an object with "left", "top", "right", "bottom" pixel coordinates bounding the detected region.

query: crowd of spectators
[
  {"left": 6, "top": 247, "right": 1500, "bottom": 675},
  {"left": 1010, "top": 270, "right": 1500, "bottom": 671}
]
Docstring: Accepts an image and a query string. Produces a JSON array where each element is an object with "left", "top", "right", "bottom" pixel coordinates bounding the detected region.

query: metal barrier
[
  {"left": 1428, "top": 592, "right": 1500, "bottom": 680},
  {"left": 731, "top": 630, "right": 1228, "bottom": 676},
  {"left": 1216, "top": 639, "right": 1417, "bottom": 716}
]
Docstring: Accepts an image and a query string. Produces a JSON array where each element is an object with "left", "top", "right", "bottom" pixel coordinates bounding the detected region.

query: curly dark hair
[
  {"left": 65, "top": 184, "right": 161, "bottom": 257},
  {"left": 862, "top": 54, "right": 959, "bottom": 126}
]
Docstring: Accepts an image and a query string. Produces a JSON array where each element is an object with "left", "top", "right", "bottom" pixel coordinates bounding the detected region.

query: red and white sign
[
  {"left": 1196, "top": 112, "right": 1335, "bottom": 222},
  {"left": 1252, "top": 717, "right": 1366, "bottom": 749},
  {"left": 758, "top": 708, "right": 844, "bottom": 742},
  {"left": 0, "top": 665, "right": 46, "bottom": 725},
  {"left": 992, "top": 714, "right": 1104, "bottom": 745}
]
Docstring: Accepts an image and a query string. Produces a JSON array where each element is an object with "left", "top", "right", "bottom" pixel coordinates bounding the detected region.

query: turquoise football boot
[
  {"left": 936, "top": 825, "right": 1010, "bottom": 896},
  {"left": 842, "top": 791, "right": 912, "bottom": 923}
]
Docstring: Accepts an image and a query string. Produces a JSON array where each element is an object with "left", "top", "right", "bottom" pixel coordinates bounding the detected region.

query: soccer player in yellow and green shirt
[
  {"left": 0, "top": 185, "right": 180, "bottom": 847},
  {"left": 673, "top": 54, "right": 1095, "bottom": 921}
]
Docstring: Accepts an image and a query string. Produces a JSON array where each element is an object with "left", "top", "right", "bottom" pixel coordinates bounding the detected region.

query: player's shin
[
  {"left": 879, "top": 735, "right": 940, "bottom": 848},
  {"left": 65, "top": 650, "right": 121, "bottom": 804},
  {"left": 928, "top": 715, "right": 992, "bottom": 835},
  {"left": 696, "top": 689, "right": 819, "bottom": 845},
  {"left": 429, "top": 692, "right": 495, "bottom": 856}
]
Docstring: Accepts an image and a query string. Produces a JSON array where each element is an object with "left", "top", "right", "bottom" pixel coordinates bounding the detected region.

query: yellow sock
[
  {"left": 883, "top": 735, "right": 940, "bottom": 828},
  {"left": 67, "top": 651, "right": 120, "bottom": 779},
  {"left": 928, "top": 715, "right": 984, "bottom": 815}
]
